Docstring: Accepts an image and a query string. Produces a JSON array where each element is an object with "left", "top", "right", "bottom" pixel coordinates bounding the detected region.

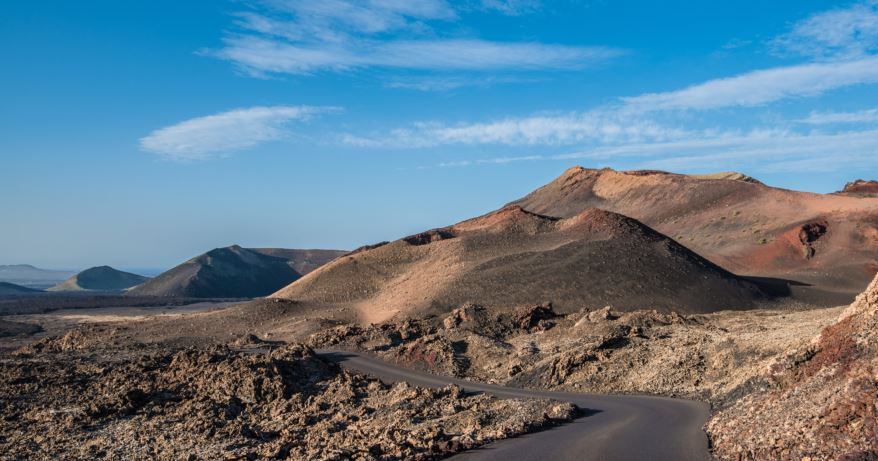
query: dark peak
[
  {"left": 83, "top": 265, "right": 115, "bottom": 272},
  {"left": 205, "top": 245, "right": 246, "bottom": 257},
  {"left": 226, "top": 244, "right": 245, "bottom": 252}
]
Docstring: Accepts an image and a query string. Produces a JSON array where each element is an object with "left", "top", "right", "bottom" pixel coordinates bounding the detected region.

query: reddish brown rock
[
  {"left": 840, "top": 179, "right": 878, "bottom": 196},
  {"left": 707, "top": 274, "right": 878, "bottom": 460}
]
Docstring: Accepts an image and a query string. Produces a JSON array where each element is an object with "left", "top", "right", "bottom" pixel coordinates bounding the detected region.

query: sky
[{"left": 2, "top": 0, "right": 878, "bottom": 271}]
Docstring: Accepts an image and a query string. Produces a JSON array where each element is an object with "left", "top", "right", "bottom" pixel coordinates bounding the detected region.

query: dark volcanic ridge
[
  {"left": 0, "top": 282, "right": 42, "bottom": 296},
  {"left": 49, "top": 266, "right": 149, "bottom": 292},
  {"left": 273, "top": 205, "right": 769, "bottom": 323},
  {"left": 129, "top": 245, "right": 345, "bottom": 298}
]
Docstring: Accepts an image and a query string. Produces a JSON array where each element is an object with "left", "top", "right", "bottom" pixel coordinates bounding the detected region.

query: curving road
[{"left": 317, "top": 350, "right": 711, "bottom": 461}]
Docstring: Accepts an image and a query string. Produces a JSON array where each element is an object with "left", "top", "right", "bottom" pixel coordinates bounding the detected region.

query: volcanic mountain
[
  {"left": 0, "top": 282, "right": 42, "bottom": 296},
  {"left": 49, "top": 266, "right": 149, "bottom": 292},
  {"left": 272, "top": 206, "right": 767, "bottom": 324},
  {"left": 509, "top": 167, "right": 878, "bottom": 295},
  {"left": 128, "top": 246, "right": 345, "bottom": 298}
]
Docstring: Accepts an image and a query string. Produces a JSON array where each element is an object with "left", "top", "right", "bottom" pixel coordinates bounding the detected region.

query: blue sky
[{"left": 2, "top": 0, "right": 878, "bottom": 270}]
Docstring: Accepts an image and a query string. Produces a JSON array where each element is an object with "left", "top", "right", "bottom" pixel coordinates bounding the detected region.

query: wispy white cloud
[
  {"left": 139, "top": 106, "right": 338, "bottom": 161},
  {"left": 770, "top": 0, "right": 878, "bottom": 59},
  {"left": 477, "top": 0, "right": 541, "bottom": 16},
  {"left": 385, "top": 75, "right": 540, "bottom": 91},
  {"left": 797, "top": 108, "right": 878, "bottom": 124},
  {"left": 217, "top": 36, "right": 619, "bottom": 75},
  {"left": 426, "top": 128, "right": 878, "bottom": 173},
  {"left": 349, "top": 46, "right": 878, "bottom": 146},
  {"left": 438, "top": 154, "right": 543, "bottom": 167},
  {"left": 343, "top": 110, "right": 693, "bottom": 148},
  {"left": 211, "top": 0, "right": 622, "bottom": 80},
  {"left": 236, "top": 0, "right": 456, "bottom": 42},
  {"left": 646, "top": 132, "right": 878, "bottom": 173},
  {"left": 721, "top": 38, "right": 753, "bottom": 51},
  {"left": 621, "top": 56, "right": 878, "bottom": 111}
]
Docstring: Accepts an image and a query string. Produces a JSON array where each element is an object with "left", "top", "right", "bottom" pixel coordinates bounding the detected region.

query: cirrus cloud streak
[
  {"left": 216, "top": 36, "right": 623, "bottom": 75},
  {"left": 140, "top": 105, "right": 339, "bottom": 161},
  {"left": 622, "top": 56, "right": 878, "bottom": 111}
]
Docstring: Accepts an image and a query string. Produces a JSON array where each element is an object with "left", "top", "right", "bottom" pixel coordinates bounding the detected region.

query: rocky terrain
[
  {"left": 273, "top": 206, "right": 769, "bottom": 324},
  {"left": 49, "top": 265, "right": 149, "bottom": 292},
  {"left": 510, "top": 167, "right": 878, "bottom": 296},
  {"left": 0, "top": 264, "right": 870, "bottom": 461},
  {"left": 129, "top": 245, "right": 344, "bottom": 298},
  {"left": 307, "top": 300, "right": 842, "bottom": 407},
  {"left": 299, "top": 274, "right": 878, "bottom": 459},
  {"left": 838, "top": 179, "right": 878, "bottom": 197},
  {"left": 0, "top": 339, "right": 575, "bottom": 460},
  {"left": 707, "top": 274, "right": 878, "bottom": 460}
]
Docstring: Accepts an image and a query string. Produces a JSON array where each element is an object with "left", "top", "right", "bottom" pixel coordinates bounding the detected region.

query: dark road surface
[{"left": 317, "top": 350, "right": 711, "bottom": 461}]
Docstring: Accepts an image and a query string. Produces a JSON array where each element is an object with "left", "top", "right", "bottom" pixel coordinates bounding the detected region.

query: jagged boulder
[{"left": 513, "top": 303, "right": 557, "bottom": 332}]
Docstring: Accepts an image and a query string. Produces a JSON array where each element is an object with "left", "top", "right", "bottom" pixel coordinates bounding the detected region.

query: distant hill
[
  {"left": 250, "top": 248, "right": 347, "bottom": 275},
  {"left": 128, "top": 245, "right": 345, "bottom": 298},
  {"left": 509, "top": 167, "right": 878, "bottom": 294},
  {"left": 0, "top": 282, "right": 43, "bottom": 296},
  {"left": 49, "top": 266, "right": 149, "bottom": 292},
  {"left": 273, "top": 206, "right": 768, "bottom": 323},
  {"left": 0, "top": 265, "right": 75, "bottom": 289}
]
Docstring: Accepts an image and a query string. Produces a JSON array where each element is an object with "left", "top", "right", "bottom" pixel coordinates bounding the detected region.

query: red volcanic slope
[{"left": 510, "top": 167, "right": 878, "bottom": 293}]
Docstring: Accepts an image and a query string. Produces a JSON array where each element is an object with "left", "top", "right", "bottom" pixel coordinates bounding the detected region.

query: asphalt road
[{"left": 317, "top": 350, "right": 711, "bottom": 461}]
